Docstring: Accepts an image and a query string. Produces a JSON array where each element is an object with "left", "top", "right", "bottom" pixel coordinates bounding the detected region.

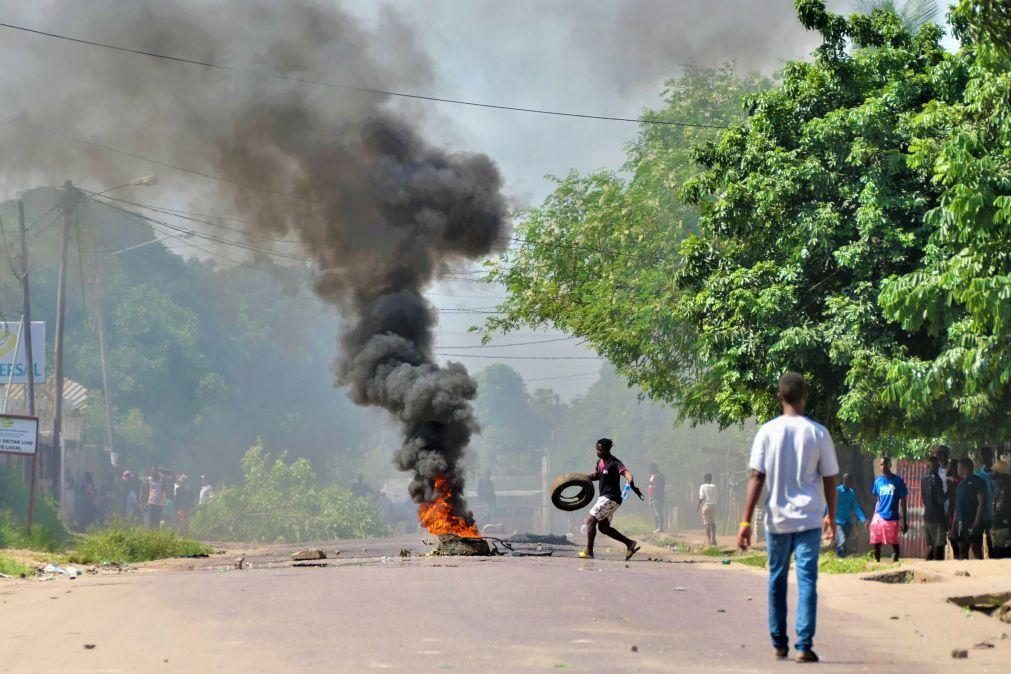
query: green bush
[
  {"left": 818, "top": 552, "right": 895, "bottom": 575},
  {"left": 0, "top": 554, "right": 35, "bottom": 577},
  {"left": 0, "top": 465, "right": 71, "bottom": 551},
  {"left": 68, "top": 525, "right": 211, "bottom": 564},
  {"left": 190, "top": 443, "right": 390, "bottom": 543}
]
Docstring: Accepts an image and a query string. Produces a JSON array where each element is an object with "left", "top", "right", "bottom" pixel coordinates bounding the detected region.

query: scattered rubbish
[
  {"left": 291, "top": 549, "right": 327, "bottom": 562},
  {"left": 0, "top": 573, "right": 11, "bottom": 579},
  {"left": 433, "top": 534, "right": 493, "bottom": 557},
  {"left": 332, "top": 550, "right": 341, "bottom": 557},
  {"left": 721, "top": 559, "right": 731, "bottom": 565},
  {"left": 176, "top": 553, "right": 210, "bottom": 559},
  {"left": 400, "top": 548, "right": 413, "bottom": 558},
  {"left": 675, "top": 587, "right": 686, "bottom": 592},
  {"left": 717, "top": 609, "right": 726, "bottom": 613},
  {"left": 955, "top": 570, "right": 971, "bottom": 577},
  {"left": 292, "top": 562, "right": 328, "bottom": 568},
  {"left": 862, "top": 570, "right": 916, "bottom": 584},
  {"left": 973, "top": 641, "right": 994, "bottom": 649},
  {"left": 746, "top": 596, "right": 753, "bottom": 601},
  {"left": 83, "top": 644, "right": 96, "bottom": 650},
  {"left": 509, "top": 533, "right": 575, "bottom": 546},
  {"left": 999, "top": 601, "right": 1011, "bottom": 624},
  {"left": 233, "top": 556, "right": 246, "bottom": 570},
  {"left": 889, "top": 616, "right": 899, "bottom": 620},
  {"left": 42, "top": 564, "right": 80, "bottom": 578},
  {"left": 947, "top": 592, "right": 1011, "bottom": 617},
  {"left": 951, "top": 649, "right": 968, "bottom": 659},
  {"left": 508, "top": 550, "right": 553, "bottom": 557},
  {"left": 629, "top": 645, "right": 638, "bottom": 653}
]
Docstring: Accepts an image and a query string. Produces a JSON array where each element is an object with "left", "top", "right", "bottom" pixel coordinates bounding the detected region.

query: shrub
[
  {"left": 0, "top": 554, "right": 34, "bottom": 577},
  {"left": 0, "top": 465, "right": 71, "bottom": 551},
  {"left": 68, "top": 525, "right": 211, "bottom": 564},
  {"left": 190, "top": 443, "right": 390, "bottom": 543}
]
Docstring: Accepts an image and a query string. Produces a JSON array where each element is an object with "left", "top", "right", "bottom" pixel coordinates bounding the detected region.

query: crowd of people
[
  {"left": 119, "top": 467, "right": 215, "bottom": 532},
  {"left": 831, "top": 446, "right": 1011, "bottom": 561}
]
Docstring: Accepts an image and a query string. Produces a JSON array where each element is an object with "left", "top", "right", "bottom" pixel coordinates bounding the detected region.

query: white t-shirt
[
  {"left": 749, "top": 414, "right": 839, "bottom": 534},
  {"left": 699, "top": 483, "right": 717, "bottom": 506}
]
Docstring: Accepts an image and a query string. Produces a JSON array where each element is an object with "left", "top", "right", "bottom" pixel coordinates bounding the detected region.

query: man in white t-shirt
[
  {"left": 697, "top": 474, "right": 718, "bottom": 546},
  {"left": 738, "top": 372, "right": 839, "bottom": 664}
]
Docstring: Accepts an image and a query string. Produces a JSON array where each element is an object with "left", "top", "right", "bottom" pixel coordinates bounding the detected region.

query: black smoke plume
[{"left": 0, "top": 0, "right": 509, "bottom": 523}]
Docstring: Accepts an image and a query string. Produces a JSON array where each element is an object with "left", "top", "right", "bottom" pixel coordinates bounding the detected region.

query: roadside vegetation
[
  {"left": 0, "top": 466, "right": 71, "bottom": 552},
  {"left": 190, "top": 443, "right": 390, "bottom": 543},
  {"left": 0, "top": 554, "right": 34, "bottom": 577},
  {"left": 68, "top": 525, "right": 211, "bottom": 564}
]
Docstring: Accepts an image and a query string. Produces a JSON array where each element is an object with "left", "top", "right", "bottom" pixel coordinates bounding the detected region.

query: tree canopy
[{"left": 487, "top": 0, "right": 1011, "bottom": 453}]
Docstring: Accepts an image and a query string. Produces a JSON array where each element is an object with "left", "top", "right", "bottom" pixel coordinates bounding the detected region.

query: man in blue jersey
[
  {"left": 833, "top": 473, "right": 867, "bottom": 558},
  {"left": 869, "top": 457, "right": 908, "bottom": 562}
]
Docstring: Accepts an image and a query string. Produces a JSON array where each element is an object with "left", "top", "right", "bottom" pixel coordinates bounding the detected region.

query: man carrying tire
[{"left": 578, "top": 438, "right": 643, "bottom": 560}]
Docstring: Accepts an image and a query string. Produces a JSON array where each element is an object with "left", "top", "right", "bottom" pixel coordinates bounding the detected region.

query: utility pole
[
  {"left": 93, "top": 252, "right": 115, "bottom": 464},
  {"left": 52, "top": 181, "right": 76, "bottom": 503},
  {"left": 16, "top": 198, "right": 35, "bottom": 417}
]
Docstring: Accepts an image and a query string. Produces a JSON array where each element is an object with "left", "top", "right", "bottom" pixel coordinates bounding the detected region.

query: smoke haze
[{"left": 0, "top": 0, "right": 508, "bottom": 525}]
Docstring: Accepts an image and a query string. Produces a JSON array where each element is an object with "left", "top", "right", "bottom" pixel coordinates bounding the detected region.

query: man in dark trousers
[
  {"left": 578, "top": 438, "right": 643, "bottom": 560},
  {"left": 648, "top": 462, "right": 666, "bottom": 533},
  {"left": 952, "top": 457, "right": 987, "bottom": 560},
  {"left": 921, "top": 456, "right": 948, "bottom": 560},
  {"left": 738, "top": 372, "right": 839, "bottom": 664}
]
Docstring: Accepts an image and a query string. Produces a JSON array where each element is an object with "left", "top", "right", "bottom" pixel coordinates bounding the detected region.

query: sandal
[
  {"left": 577, "top": 550, "right": 594, "bottom": 559},
  {"left": 625, "top": 544, "right": 641, "bottom": 561}
]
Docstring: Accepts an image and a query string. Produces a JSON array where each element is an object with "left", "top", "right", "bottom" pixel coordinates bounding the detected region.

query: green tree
[
  {"left": 485, "top": 65, "right": 769, "bottom": 409},
  {"left": 851, "top": 0, "right": 939, "bottom": 33},
  {"left": 876, "top": 3, "right": 1011, "bottom": 441},
  {"left": 472, "top": 364, "right": 549, "bottom": 473},
  {"left": 488, "top": 1, "right": 1011, "bottom": 453}
]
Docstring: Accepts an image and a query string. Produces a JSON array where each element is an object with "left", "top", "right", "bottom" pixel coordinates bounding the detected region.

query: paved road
[{"left": 0, "top": 538, "right": 936, "bottom": 674}]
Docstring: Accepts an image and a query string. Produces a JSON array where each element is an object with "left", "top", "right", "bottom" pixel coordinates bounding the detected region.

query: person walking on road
[
  {"left": 921, "top": 456, "right": 948, "bottom": 561},
  {"left": 648, "top": 462, "right": 666, "bottom": 533},
  {"left": 833, "top": 473, "right": 867, "bottom": 558},
  {"left": 870, "top": 457, "right": 908, "bottom": 562},
  {"left": 952, "top": 457, "right": 987, "bottom": 560},
  {"left": 697, "top": 473, "right": 718, "bottom": 546},
  {"left": 738, "top": 372, "right": 839, "bottom": 664},
  {"left": 578, "top": 438, "right": 643, "bottom": 560}
]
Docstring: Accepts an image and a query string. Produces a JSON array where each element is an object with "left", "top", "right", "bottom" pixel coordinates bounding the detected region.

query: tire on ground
[{"left": 549, "top": 472, "right": 595, "bottom": 512}]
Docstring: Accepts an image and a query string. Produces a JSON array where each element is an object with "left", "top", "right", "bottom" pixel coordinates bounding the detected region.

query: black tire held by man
[{"left": 550, "top": 472, "right": 595, "bottom": 512}]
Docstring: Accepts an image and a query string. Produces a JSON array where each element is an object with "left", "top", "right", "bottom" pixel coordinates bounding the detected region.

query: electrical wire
[
  {"left": 434, "top": 352, "right": 601, "bottom": 360},
  {"left": 524, "top": 370, "right": 601, "bottom": 382},
  {"left": 0, "top": 21, "right": 729, "bottom": 130},
  {"left": 434, "top": 336, "right": 575, "bottom": 349}
]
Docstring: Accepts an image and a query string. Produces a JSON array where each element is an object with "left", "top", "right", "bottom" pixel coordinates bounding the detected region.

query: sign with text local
[
  {"left": 0, "top": 322, "right": 45, "bottom": 384},
  {"left": 0, "top": 415, "right": 39, "bottom": 456}
]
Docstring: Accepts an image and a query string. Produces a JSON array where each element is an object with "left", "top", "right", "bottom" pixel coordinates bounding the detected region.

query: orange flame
[{"left": 418, "top": 475, "right": 481, "bottom": 537}]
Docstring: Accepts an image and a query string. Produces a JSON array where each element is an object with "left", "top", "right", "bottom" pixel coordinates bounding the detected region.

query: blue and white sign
[{"left": 0, "top": 322, "right": 45, "bottom": 384}]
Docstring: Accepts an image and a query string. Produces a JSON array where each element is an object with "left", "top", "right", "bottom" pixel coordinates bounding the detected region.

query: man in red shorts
[{"left": 869, "top": 457, "right": 908, "bottom": 562}]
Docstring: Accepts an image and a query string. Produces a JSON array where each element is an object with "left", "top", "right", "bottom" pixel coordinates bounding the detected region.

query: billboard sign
[
  {"left": 0, "top": 321, "right": 45, "bottom": 384},
  {"left": 0, "top": 414, "right": 39, "bottom": 456}
]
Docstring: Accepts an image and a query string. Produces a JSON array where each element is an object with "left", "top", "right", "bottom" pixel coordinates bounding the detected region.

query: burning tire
[{"left": 549, "top": 472, "right": 595, "bottom": 512}]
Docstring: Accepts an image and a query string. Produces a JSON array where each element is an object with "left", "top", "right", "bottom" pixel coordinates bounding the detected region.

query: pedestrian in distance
[
  {"left": 174, "top": 474, "right": 195, "bottom": 534},
  {"left": 921, "top": 456, "right": 948, "bottom": 560},
  {"left": 198, "top": 474, "right": 214, "bottom": 506},
  {"left": 648, "top": 462, "right": 666, "bottom": 533},
  {"left": 974, "top": 446, "right": 996, "bottom": 554},
  {"left": 951, "top": 457, "right": 987, "bottom": 560},
  {"left": 143, "top": 466, "right": 167, "bottom": 530},
  {"left": 833, "top": 473, "right": 867, "bottom": 558},
  {"left": 990, "top": 460, "right": 1010, "bottom": 559},
  {"left": 578, "top": 438, "right": 643, "bottom": 560},
  {"left": 869, "top": 457, "right": 908, "bottom": 562},
  {"left": 738, "top": 372, "right": 839, "bottom": 664},
  {"left": 697, "top": 473, "right": 718, "bottom": 546}
]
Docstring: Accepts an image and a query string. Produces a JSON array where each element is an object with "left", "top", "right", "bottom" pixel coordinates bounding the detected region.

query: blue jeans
[
  {"left": 834, "top": 521, "right": 853, "bottom": 558},
  {"left": 766, "top": 527, "right": 821, "bottom": 653}
]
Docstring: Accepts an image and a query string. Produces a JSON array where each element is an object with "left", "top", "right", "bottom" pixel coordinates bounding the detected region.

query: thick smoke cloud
[{"left": 0, "top": 0, "right": 508, "bottom": 524}]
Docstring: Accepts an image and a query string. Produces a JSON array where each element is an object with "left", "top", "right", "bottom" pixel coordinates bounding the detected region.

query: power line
[
  {"left": 435, "top": 352, "right": 601, "bottom": 360},
  {"left": 0, "top": 21, "right": 729, "bottom": 130},
  {"left": 434, "top": 336, "right": 575, "bottom": 349},
  {"left": 0, "top": 113, "right": 316, "bottom": 204}
]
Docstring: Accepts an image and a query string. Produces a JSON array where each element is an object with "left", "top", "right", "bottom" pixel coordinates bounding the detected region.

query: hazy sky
[{"left": 0, "top": 0, "right": 953, "bottom": 399}]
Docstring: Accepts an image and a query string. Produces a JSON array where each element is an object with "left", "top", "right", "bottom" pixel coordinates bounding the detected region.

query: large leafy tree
[
  {"left": 489, "top": 0, "right": 1011, "bottom": 452},
  {"left": 486, "top": 65, "right": 769, "bottom": 410}
]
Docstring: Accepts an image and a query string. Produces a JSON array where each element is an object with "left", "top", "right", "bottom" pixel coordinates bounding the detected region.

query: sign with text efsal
[
  {"left": 0, "top": 415, "right": 39, "bottom": 456},
  {"left": 0, "top": 322, "right": 45, "bottom": 384}
]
